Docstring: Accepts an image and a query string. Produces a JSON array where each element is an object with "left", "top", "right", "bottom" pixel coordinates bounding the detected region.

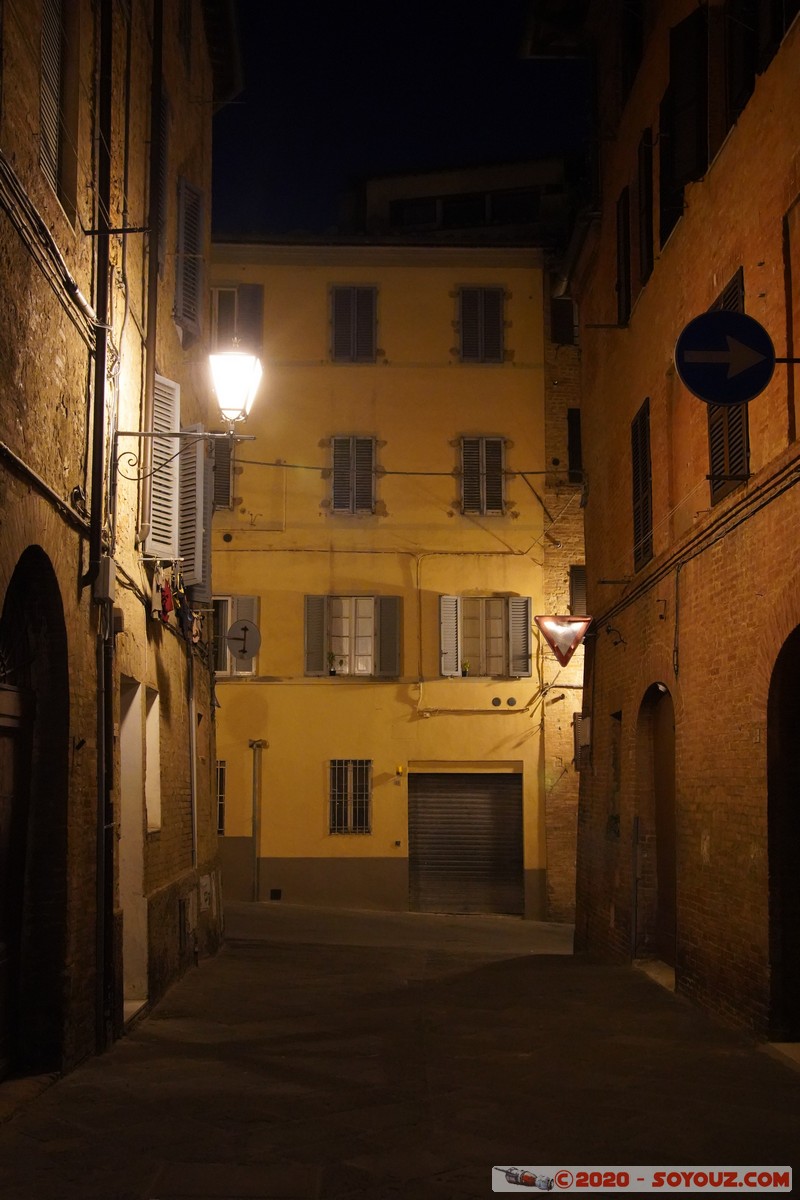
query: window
[
  {"left": 569, "top": 565, "right": 588, "bottom": 615},
  {"left": 567, "top": 409, "right": 583, "bottom": 483},
  {"left": 724, "top": 0, "right": 756, "bottom": 130},
  {"left": 659, "top": 8, "right": 708, "bottom": 247},
  {"left": 637, "top": 130, "right": 654, "bottom": 287},
  {"left": 631, "top": 398, "right": 653, "bottom": 571},
  {"left": 708, "top": 269, "right": 749, "bottom": 504},
  {"left": 331, "top": 436, "right": 375, "bottom": 514},
  {"left": 147, "top": 374, "right": 180, "bottom": 559},
  {"left": 459, "top": 287, "right": 504, "bottom": 363},
  {"left": 616, "top": 186, "right": 632, "bottom": 325},
  {"left": 216, "top": 761, "right": 226, "bottom": 835},
  {"left": 756, "top": 0, "right": 800, "bottom": 72},
  {"left": 175, "top": 178, "right": 204, "bottom": 338},
  {"left": 621, "top": 0, "right": 645, "bottom": 101},
  {"left": 439, "top": 595, "right": 532, "bottom": 678},
  {"left": 211, "top": 284, "right": 264, "bottom": 354},
  {"left": 213, "top": 596, "right": 258, "bottom": 675},
  {"left": 329, "top": 759, "right": 372, "bottom": 834},
  {"left": 550, "top": 293, "right": 576, "bottom": 346},
  {"left": 331, "top": 286, "right": 377, "bottom": 362},
  {"left": 179, "top": 424, "right": 213, "bottom": 603},
  {"left": 40, "top": 0, "right": 79, "bottom": 221},
  {"left": 461, "top": 436, "right": 505, "bottom": 515},
  {"left": 304, "top": 595, "right": 401, "bottom": 677}
]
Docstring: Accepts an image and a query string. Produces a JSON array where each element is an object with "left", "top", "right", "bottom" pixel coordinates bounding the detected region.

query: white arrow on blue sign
[{"left": 674, "top": 310, "right": 775, "bottom": 405}]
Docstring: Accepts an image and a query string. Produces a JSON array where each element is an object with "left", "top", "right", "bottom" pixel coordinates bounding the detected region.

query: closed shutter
[
  {"left": 331, "top": 287, "right": 353, "bottom": 360},
  {"left": 331, "top": 287, "right": 376, "bottom": 361},
  {"left": 569, "top": 565, "right": 588, "bottom": 614},
  {"left": 439, "top": 595, "right": 461, "bottom": 676},
  {"left": 461, "top": 437, "right": 482, "bottom": 512},
  {"left": 708, "top": 269, "right": 749, "bottom": 503},
  {"left": 331, "top": 437, "right": 352, "bottom": 512},
  {"left": 353, "top": 437, "right": 375, "bottom": 512},
  {"left": 354, "top": 288, "right": 376, "bottom": 360},
  {"left": 631, "top": 399, "right": 653, "bottom": 570},
  {"left": 508, "top": 596, "right": 532, "bottom": 678},
  {"left": 408, "top": 773, "right": 524, "bottom": 915},
  {"left": 459, "top": 288, "right": 504, "bottom": 362},
  {"left": 40, "top": 0, "right": 61, "bottom": 193},
  {"left": 179, "top": 425, "right": 205, "bottom": 587},
  {"left": 212, "top": 437, "right": 234, "bottom": 509},
  {"left": 483, "top": 437, "right": 504, "bottom": 514},
  {"left": 304, "top": 595, "right": 327, "bottom": 675},
  {"left": 175, "top": 178, "right": 203, "bottom": 336},
  {"left": 230, "top": 596, "right": 258, "bottom": 675},
  {"left": 147, "top": 375, "right": 180, "bottom": 559},
  {"left": 481, "top": 288, "right": 504, "bottom": 361},
  {"left": 459, "top": 289, "right": 481, "bottom": 360},
  {"left": 375, "top": 596, "right": 401, "bottom": 678}
]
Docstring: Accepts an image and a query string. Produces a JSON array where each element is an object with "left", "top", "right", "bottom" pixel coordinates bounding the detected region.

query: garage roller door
[{"left": 408, "top": 773, "right": 524, "bottom": 915}]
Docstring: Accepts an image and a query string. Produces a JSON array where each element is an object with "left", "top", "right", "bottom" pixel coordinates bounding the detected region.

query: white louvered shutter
[
  {"left": 175, "top": 179, "right": 203, "bottom": 336},
  {"left": 179, "top": 425, "right": 205, "bottom": 586},
  {"left": 40, "top": 0, "right": 61, "bottom": 192},
  {"left": 147, "top": 375, "right": 180, "bottom": 559},
  {"left": 304, "top": 595, "right": 327, "bottom": 675},
  {"left": 508, "top": 596, "right": 532, "bottom": 678},
  {"left": 440, "top": 595, "right": 461, "bottom": 676}
]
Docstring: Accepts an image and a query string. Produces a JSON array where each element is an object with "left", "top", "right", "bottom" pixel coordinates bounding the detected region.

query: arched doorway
[
  {"left": 0, "top": 547, "right": 69, "bottom": 1078},
  {"left": 767, "top": 626, "right": 800, "bottom": 1039},
  {"left": 634, "top": 684, "right": 677, "bottom": 966}
]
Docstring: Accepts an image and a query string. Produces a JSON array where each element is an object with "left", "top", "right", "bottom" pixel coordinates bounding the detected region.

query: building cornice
[{"left": 211, "top": 241, "right": 544, "bottom": 270}]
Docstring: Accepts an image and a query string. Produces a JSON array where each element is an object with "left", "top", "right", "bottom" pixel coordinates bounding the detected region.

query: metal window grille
[
  {"left": 216, "top": 760, "right": 226, "bottom": 835},
  {"left": 329, "top": 759, "right": 372, "bottom": 834}
]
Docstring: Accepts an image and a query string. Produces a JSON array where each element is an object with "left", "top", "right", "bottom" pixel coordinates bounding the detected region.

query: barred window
[{"left": 329, "top": 759, "right": 372, "bottom": 834}]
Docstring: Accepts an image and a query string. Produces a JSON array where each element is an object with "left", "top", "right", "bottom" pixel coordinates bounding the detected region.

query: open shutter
[
  {"left": 440, "top": 595, "right": 461, "bottom": 676},
  {"left": 212, "top": 437, "right": 234, "bottom": 509},
  {"left": 484, "top": 438, "right": 505, "bottom": 514},
  {"left": 175, "top": 178, "right": 203, "bottom": 336},
  {"left": 147, "top": 374, "right": 180, "bottom": 559},
  {"left": 189, "top": 439, "right": 214, "bottom": 606},
  {"left": 353, "top": 438, "right": 375, "bottom": 513},
  {"left": 569, "top": 565, "right": 588, "bottom": 615},
  {"left": 332, "top": 437, "right": 353, "bottom": 513},
  {"left": 481, "top": 288, "right": 504, "bottom": 362},
  {"left": 40, "top": 0, "right": 61, "bottom": 193},
  {"left": 508, "top": 596, "right": 532, "bottom": 678},
  {"left": 461, "top": 438, "right": 482, "bottom": 512},
  {"left": 231, "top": 596, "right": 258, "bottom": 675},
  {"left": 375, "top": 596, "right": 401, "bottom": 678},
  {"left": 304, "top": 595, "right": 327, "bottom": 675},
  {"left": 179, "top": 424, "right": 205, "bottom": 586}
]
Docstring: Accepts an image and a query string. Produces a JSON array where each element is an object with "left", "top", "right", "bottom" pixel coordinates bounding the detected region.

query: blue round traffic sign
[{"left": 674, "top": 310, "right": 775, "bottom": 405}]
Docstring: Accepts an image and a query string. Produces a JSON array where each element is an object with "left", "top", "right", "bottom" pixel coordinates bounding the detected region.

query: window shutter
[
  {"left": 669, "top": 9, "right": 709, "bottom": 187},
  {"left": 481, "top": 289, "right": 504, "bottom": 361},
  {"left": 213, "top": 597, "right": 230, "bottom": 673},
  {"left": 189, "top": 439, "right": 214, "bottom": 607},
  {"left": 304, "top": 595, "right": 327, "bottom": 675},
  {"left": 570, "top": 565, "right": 588, "bottom": 614},
  {"left": 212, "top": 437, "right": 234, "bottom": 509},
  {"left": 459, "top": 288, "right": 481, "bottom": 361},
  {"left": 175, "top": 178, "right": 203, "bottom": 336},
  {"left": 157, "top": 91, "right": 170, "bottom": 272},
  {"left": 375, "top": 596, "right": 401, "bottom": 678},
  {"left": 484, "top": 437, "right": 505, "bottom": 514},
  {"left": 332, "top": 437, "right": 354, "bottom": 513},
  {"left": 508, "top": 596, "right": 532, "bottom": 678},
  {"left": 179, "top": 425, "right": 205, "bottom": 587},
  {"left": 616, "top": 186, "right": 631, "bottom": 325},
  {"left": 637, "top": 130, "right": 654, "bottom": 287},
  {"left": 147, "top": 374, "right": 180, "bottom": 559},
  {"left": 631, "top": 399, "right": 653, "bottom": 570},
  {"left": 40, "top": 0, "right": 61, "bottom": 193},
  {"left": 331, "top": 287, "right": 353, "bottom": 361},
  {"left": 708, "top": 403, "right": 748, "bottom": 504},
  {"left": 353, "top": 438, "right": 375, "bottom": 513},
  {"left": 461, "top": 438, "right": 482, "bottom": 512},
  {"left": 354, "top": 288, "right": 376, "bottom": 361},
  {"left": 550, "top": 295, "right": 576, "bottom": 346},
  {"left": 236, "top": 284, "right": 264, "bottom": 353},
  {"left": 440, "top": 595, "right": 461, "bottom": 676},
  {"left": 231, "top": 596, "right": 258, "bottom": 675}
]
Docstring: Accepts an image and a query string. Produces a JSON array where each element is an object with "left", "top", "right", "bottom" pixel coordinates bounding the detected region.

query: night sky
[{"left": 211, "top": 1, "right": 591, "bottom": 237}]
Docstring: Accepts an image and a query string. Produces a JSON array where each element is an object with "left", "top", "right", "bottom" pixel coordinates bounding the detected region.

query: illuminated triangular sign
[{"left": 534, "top": 615, "right": 592, "bottom": 667}]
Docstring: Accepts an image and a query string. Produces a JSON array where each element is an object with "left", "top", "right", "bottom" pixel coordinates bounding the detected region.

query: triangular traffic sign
[{"left": 534, "top": 615, "right": 592, "bottom": 667}]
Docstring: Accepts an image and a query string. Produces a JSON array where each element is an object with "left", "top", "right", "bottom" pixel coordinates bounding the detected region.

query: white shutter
[
  {"left": 508, "top": 596, "right": 532, "bottom": 678},
  {"left": 175, "top": 178, "right": 203, "bottom": 336},
  {"left": 147, "top": 375, "right": 180, "bottom": 559},
  {"left": 440, "top": 595, "right": 461, "bottom": 676},
  {"left": 179, "top": 424, "right": 205, "bottom": 586},
  {"left": 190, "top": 438, "right": 214, "bottom": 606}
]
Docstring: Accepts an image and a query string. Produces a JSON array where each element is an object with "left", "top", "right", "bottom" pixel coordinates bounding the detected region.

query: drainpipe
[
  {"left": 137, "top": 0, "right": 164, "bottom": 545},
  {"left": 92, "top": 0, "right": 114, "bottom": 1053},
  {"left": 249, "top": 740, "right": 267, "bottom": 899}
]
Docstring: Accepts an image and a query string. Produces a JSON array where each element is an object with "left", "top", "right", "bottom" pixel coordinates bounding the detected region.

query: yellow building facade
[{"left": 211, "top": 241, "right": 575, "bottom": 919}]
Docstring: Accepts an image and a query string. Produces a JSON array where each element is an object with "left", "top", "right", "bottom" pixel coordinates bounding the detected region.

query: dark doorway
[
  {"left": 767, "top": 626, "right": 800, "bottom": 1039},
  {"left": 0, "top": 547, "right": 70, "bottom": 1078},
  {"left": 635, "top": 684, "right": 677, "bottom": 966}
]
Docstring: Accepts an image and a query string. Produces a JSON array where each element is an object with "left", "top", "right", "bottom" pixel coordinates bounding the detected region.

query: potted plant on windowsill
[
  {"left": 327, "top": 651, "right": 337, "bottom": 676},
  {"left": 461, "top": 660, "right": 470, "bottom": 677}
]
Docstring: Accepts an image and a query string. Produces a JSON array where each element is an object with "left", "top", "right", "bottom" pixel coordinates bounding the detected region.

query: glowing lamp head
[{"left": 210, "top": 351, "right": 263, "bottom": 424}]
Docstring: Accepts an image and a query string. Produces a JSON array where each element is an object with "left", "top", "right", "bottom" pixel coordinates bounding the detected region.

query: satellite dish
[{"left": 226, "top": 618, "right": 261, "bottom": 664}]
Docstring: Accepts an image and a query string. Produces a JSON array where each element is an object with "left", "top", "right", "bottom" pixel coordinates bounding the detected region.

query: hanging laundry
[
  {"left": 151, "top": 564, "right": 164, "bottom": 620},
  {"left": 160, "top": 575, "right": 174, "bottom": 623}
]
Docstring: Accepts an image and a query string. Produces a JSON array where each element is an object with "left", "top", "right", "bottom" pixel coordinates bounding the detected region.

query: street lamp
[{"left": 209, "top": 350, "right": 263, "bottom": 427}]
